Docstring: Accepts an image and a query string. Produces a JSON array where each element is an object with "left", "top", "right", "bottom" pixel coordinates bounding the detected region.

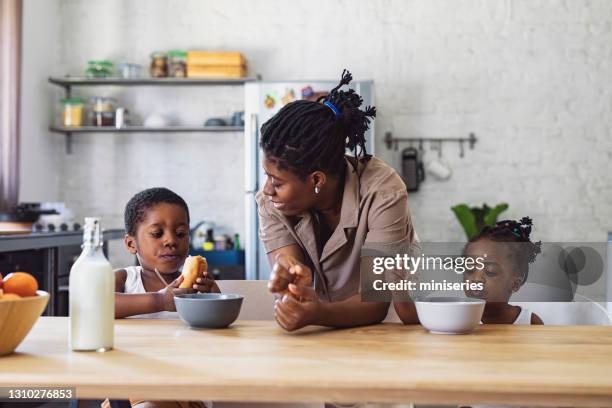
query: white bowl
[{"left": 415, "top": 296, "right": 485, "bottom": 334}]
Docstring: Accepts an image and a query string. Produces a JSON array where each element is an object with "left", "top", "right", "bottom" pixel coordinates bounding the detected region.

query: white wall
[
  {"left": 21, "top": 0, "right": 612, "bottom": 267},
  {"left": 19, "top": 0, "right": 62, "bottom": 202}
]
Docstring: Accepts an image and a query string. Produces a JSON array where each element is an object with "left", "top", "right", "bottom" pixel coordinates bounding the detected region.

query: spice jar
[
  {"left": 90, "top": 96, "right": 116, "bottom": 126},
  {"left": 150, "top": 52, "right": 168, "bottom": 78},
  {"left": 85, "top": 60, "right": 113, "bottom": 78},
  {"left": 61, "top": 98, "right": 85, "bottom": 127},
  {"left": 167, "top": 50, "right": 187, "bottom": 77},
  {"left": 116, "top": 63, "right": 142, "bottom": 79},
  {"left": 115, "top": 107, "right": 129, "bottom": 129}
]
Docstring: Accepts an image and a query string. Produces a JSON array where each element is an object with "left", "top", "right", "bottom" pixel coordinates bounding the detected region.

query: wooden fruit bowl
[{"left": 0, "top": 290, "right": 49, "bottom": 356}]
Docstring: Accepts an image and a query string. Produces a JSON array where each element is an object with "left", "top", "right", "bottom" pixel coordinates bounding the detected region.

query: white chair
[
  {"left": 511, "top": 294, "right": 611, "bottom": 325},
  {"left": 510, "top": 281, "right": 611, "bottom": 325},
  {"left": 216, "top": 280, "right": 275, "bottom": 320},
  {"left": 510, "top": 282, "right": 575, "bottom": 302}
]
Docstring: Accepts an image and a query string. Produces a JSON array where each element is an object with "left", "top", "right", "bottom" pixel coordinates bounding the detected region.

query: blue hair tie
[{"left": 323, "top": 100, "right": 342, "bottom": 118}]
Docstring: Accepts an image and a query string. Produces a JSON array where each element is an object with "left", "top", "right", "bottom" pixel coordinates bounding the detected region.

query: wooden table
[{"left": 2, "top": 317, "right": 612, "bottom": 407}]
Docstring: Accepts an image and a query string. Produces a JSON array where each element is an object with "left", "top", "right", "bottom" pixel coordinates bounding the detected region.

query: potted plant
[{"left": 451, "top": 203, "right": 509, "bottom": 240}]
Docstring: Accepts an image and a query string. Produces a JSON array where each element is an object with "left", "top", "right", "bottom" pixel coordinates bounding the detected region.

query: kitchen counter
[
  {"left": 0, "top": 229, "right": 124, "bottom": 315},
  {"left": 0, "top": 229, "right": 124, "bottom": 252},
  {"left": 3, "top": 317, "right": 612, "bottom": 406}
]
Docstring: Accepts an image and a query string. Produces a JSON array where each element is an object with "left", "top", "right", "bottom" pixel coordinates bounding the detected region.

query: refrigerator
[{"left": 244, "top": 80, "right": 375, "bottom": 280}]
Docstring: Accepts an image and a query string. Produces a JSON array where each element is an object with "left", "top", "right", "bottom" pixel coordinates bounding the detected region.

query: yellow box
[
  {"left": 187, "top": 65, "right": 247, "bottom": 78},
  {"left": 187, "top": 51, "right": 246, "bottom": 67}
]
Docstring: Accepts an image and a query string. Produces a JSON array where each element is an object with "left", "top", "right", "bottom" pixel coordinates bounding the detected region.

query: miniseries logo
[{"left": 361, "top": 242, "right": 608, "bottom": 302}]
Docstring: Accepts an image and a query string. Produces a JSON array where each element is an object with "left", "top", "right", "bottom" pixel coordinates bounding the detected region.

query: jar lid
[
  {"left": 150, "top": 51, "right": 167, "bottom": 58},
  {"left": 87, "top": 60, "right": 113, "bottom": 67},
  {"left": 61, "top": 97, "right": 85, "bottom": 105},
  {"left": 90, "top": 96, "right": 117, "bottom": 104},
  {"left": 167, "top": 50, "right": 187, "bottom": 57},
  {"left": 117, "top": 63, "right": 142, "bottom": 68}
]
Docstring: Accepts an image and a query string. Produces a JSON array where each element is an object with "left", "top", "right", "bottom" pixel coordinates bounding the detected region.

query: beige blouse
[{"left": 256, "top": 156, "right": 417, "bottom": 302}]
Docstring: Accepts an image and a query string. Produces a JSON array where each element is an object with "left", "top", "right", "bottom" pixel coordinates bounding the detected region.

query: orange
[
  {"left": 0, "top": 293, "right": 21, "bottom": 301},
  {"left": 2, "top": 272, "right": 38, "bottom": 297}
]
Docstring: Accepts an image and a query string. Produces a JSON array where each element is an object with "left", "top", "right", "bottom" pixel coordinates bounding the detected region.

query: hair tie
[{"left": 323, "top": 100, "right": 342, "bottom": 118}]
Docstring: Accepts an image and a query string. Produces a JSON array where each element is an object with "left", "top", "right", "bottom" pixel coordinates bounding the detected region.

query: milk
[{"left": 69, "top": 217, "right": 114, "bottom": 351}]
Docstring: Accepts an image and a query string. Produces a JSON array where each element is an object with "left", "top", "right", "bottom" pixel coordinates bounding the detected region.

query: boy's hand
[
  {"left": 274, "top": 283, "right": 322, "bottom": 332},
  {"left": 157, "top": 275, "right": 193, "bottom": 312},
  {"left": 193, "top": 269, "right": 220, "bottom": 293}
]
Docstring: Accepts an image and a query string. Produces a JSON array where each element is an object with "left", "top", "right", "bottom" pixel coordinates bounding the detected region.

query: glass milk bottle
[{"left": 69, "top": 217, "right": 114, "bottom": 351}]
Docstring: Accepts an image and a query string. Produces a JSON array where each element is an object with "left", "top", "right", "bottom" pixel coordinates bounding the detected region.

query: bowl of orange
[{"left": 0, "top": 272, "right": 49, "bottom": 356}]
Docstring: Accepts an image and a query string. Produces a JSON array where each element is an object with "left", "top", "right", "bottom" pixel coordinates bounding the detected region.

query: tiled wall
[{"left": 21, "top": 0, "right": 612, "bottom": 267}]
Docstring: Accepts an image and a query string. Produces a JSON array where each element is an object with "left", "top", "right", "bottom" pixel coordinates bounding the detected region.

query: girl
[
  {"left": 463, "top": 217, "right": 543, "bottom": 325},
  {"left": 256, "top": 70, "right": 420, "bottom": 331}
]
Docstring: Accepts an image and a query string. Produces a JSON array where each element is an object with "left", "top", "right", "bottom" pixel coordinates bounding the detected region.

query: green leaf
[
  {"left": 483, "top": 203, "right": 509, "bottom": 226},
  {"left": 471, "top": 206, "right": 487, "bottom": 229},
  {"left": 451, "top": 204, "right": 479, "bottom": 240}
]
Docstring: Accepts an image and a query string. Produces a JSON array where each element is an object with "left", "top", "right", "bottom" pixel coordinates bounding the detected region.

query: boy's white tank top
[{"left": 123, "top": 265, "right": 178, "bottom": 319}]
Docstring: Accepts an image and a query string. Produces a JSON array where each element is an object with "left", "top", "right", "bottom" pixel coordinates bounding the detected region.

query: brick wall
[{"left": 21, "top": 0, "right": 612, "bottom": 266}]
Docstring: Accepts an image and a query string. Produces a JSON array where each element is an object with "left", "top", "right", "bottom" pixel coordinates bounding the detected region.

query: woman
[{"left": 256, "top": 70, "right": 418, "bottom": 331}]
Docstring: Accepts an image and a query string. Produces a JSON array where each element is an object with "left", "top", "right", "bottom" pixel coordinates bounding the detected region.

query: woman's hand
[
  {"left": 156, "top": 275, "right": 193, "bottom": 312},
  {"left": 268, "top": 253, "right": 313, "bottom": 296},
  {"left": 274, "top": 283, "right": 322, "bottom": 332}
]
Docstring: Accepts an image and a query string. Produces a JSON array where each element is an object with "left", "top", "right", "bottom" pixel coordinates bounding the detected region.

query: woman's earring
[{"left": 314, "top": 186, "right": 320, "bottom": 194}]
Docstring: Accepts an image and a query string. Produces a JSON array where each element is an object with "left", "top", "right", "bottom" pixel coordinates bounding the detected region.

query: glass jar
[
  {"left": 150, "top": 52, "right": 168, "bottom": 78},
  {"left": 85, "top": 60, "right": 113, "bottom": 78},
  {"left": 90, "top": 97, "right": 116, "bottom": 126},
  {"left": 61, "top": 98, "right": 85, "bottom": 127},
  {"left": 167, "top": 50, "right": 187, "bottom": 77},
  {"left": 116, "top": 63, "right": 142, "bottom": 79}
]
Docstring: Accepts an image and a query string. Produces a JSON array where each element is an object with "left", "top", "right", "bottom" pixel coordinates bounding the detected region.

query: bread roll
[{"left": 179, "top": 255, "right": 208, "bottom": 289}]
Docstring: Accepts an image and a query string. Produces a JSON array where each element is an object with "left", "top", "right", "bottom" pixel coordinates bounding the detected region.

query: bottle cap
[{"left": 83, "top": 217, "right": 102, "bottom": 247}]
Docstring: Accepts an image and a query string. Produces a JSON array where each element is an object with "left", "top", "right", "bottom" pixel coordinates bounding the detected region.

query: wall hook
[
  {"left": 383, "top": 131, "right": 478, "bottom": 157},
  {"left": 469, "top": 132, "right": 476, "bottom": 149}
]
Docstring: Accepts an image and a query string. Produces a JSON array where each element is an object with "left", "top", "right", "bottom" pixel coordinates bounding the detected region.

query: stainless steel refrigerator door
[{"left": 244, "top": 83, "right": 262, "bottom": 280}]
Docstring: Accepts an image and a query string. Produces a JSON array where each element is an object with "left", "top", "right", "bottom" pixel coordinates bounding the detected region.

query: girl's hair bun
[{"left": 472, "top": 216, "right": 542, "bottom": 272}]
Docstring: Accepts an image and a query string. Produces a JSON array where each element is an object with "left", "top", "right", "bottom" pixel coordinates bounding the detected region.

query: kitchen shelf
[
  {"left": 49, "top": 76, "right": 258, "bottom": 88},
  {"left": 50, "top": 125, "right": 244, "bottom": 154},
  {"left": 50, "top": 125, "right": 244, "bottom": 134},
  {"left": 48, "top": 75, "right": 254, "bottom": 153}
]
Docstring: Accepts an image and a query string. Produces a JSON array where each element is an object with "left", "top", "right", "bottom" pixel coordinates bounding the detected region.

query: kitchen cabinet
[
  {"left": 0, "top": 230, "right": 124, "bottom": 316},
  {"left": 190, "top": 249, "right": 245, "bottom": 280}
]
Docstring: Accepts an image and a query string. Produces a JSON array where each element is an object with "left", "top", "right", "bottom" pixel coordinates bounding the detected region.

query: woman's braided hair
[
  {"left": 471, "top": 216, "right": 542, "bottom": 284},
  {"left": 260, "top": 69, "right": 376, "bottom": 179}
]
